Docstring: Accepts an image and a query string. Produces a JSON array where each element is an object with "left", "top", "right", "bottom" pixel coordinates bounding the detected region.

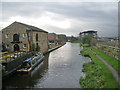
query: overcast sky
[{"left": 0, "top": 1, "right": 118, "bottom": 37}]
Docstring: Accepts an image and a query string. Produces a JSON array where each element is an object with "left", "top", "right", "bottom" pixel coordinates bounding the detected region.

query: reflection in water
[
  {"left": 3, "top": 54, "right": 49, "bottom": 88},
  {"left": 3, "top": 42, "right": 90, "bottom": 88}
]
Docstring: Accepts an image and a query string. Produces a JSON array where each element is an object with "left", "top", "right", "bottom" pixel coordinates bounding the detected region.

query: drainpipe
[{"left": 26, "top": 29, "right": 31, "bottom": 52}]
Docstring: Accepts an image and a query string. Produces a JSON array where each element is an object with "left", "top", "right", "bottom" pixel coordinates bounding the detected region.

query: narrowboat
[{"left": 16, "top": 53, "right": 44, "bottom": 73}]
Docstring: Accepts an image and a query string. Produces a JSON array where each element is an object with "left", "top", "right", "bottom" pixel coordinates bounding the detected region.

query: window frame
[
  {"left": 5, "top": 34, "right": 9, "bottom": 38},
  {"left": 36, "top": 33, "right": 38, "bottom": 41},
  {"left": 6, "top": 44, "right": 9, "bottom": 48},
  {"left": 23, "top": 44, "right": 27, "bottom": 48},
  {"left": 22, "top": 33, "right": 27, "bottom": 38}
]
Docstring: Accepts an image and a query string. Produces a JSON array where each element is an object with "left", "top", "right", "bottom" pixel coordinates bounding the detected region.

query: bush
[
  {"left": 82, "top": 35, "right": 93, "bottom": 46},
  {"left": 80, "top": 62, "right": 105, "bottom": 88},
  {"left": 80, "top": 46, "right": 118, "bottom": 88}
]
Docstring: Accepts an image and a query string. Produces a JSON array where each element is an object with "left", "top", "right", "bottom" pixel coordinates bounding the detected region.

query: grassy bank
[
  {"left": 92, "top": 48, "right": 120, "bottom": 75},
  {"left": 80, "top": 62, "right": 105, "bottom": 88},
  {"left": 80, "top": 47, "right": 118, "bottom": 88},
  {"left": 70, "top": 41, "right": 80, "bottom": 43}
]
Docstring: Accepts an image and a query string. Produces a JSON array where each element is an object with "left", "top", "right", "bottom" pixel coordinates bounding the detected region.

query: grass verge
[
  {"left": 80, "top": 47, "right": 118, "bottom": 88},
  {"left": 80, "top": 61, "right": 105, "bottom": 88},
  {"left": 92, "top": 48, "right": 120, "bottom": 75},
  {"left": 70, "top": 41, "right": 80, "bottom": 43}
]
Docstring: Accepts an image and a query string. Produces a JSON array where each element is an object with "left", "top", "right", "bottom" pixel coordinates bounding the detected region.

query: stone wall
[
  {"left": 2, "top": 22, "right": 49, "bottom": 53},
  {"left": 32, "top": 32, "right": 49, "bottom": 53},
  {"left": 48, "top": 33, "right": 58, "bottom": 42},
  {"left": 2, "top": 22, "right": 29, "bottom": 52}
]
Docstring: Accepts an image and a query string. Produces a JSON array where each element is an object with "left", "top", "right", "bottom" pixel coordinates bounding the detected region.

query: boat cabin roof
[{"left": 24, "top": 58, "right": 32, "bottom": 62}]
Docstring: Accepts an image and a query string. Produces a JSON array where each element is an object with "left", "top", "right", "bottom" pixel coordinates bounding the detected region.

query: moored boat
[{"left": 16, "top": 53, "right": 44, "bottom": 73}]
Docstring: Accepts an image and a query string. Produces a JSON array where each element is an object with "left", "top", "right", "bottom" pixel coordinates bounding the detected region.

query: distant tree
[
  {"left": 82, "top": 35, "right": 93, "bottom": 46},
  {"left": 91, "top": 38, "right": 97, "bottom": 46},
  {"left": 71, "top": 36, "right": 78, "bottom": 42}
]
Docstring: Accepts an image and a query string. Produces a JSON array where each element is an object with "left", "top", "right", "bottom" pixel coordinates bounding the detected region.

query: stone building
[
  {"left": 48, "top": 33, "right": 58, "bottom": 43},
  {"left": 2, "top": 21, "right": 49, "bottom": 53}
]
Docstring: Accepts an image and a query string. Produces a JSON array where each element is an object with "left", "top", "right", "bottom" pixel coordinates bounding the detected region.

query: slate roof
[
  {"left": 15, "top": 21, "right": 48, "bottom": 33},
  {"left": 3, "top": 21, "right": 48, "bottom": 33}
]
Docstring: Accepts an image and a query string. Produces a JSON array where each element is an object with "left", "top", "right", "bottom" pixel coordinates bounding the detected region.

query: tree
[
  {"left": 82, "top": 35, "right": 93, "bottom": 46},
  {"left": 71, "top": 36, "right": 78, "bottom": 42},
  {"left": 91, "top": 38, "right": 97, "bottom": 46}
]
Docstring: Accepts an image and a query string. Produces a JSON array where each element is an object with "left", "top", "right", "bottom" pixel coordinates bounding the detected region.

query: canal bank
[
  {"left": 43, "top": 44, "right": 65, "bottom": 55},
  {"left": 3, "top": 42, "right": 90, "bottom": 88},
  {"left": 2, "top": 44, "right": 64, "bottom": 79},
  {"left": 80, "top": 45, "right": 119, "bottom": 88}
]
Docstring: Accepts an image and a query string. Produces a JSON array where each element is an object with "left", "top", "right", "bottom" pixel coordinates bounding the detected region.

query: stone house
[
  {"left": 48, "top": 33, "right": 58, "bottom": 43},
  {"left": 2, "top": 21, "right": 49, "bottom": 53}
]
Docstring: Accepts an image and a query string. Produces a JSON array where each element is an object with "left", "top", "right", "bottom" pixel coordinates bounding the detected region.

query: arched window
[
  {"left": 36, "top": 33, "right": 38, "bottom": 41},
  {"left": 13, "top": 34, "right": 19, "bottom": 41}
]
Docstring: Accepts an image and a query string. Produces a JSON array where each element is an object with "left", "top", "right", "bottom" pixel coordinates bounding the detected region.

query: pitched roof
[
  {"left": 16, "top": 21, "right": 48, "bottom": 33},
  {"left": 3, "top": 21, "right": 48, "bottom": 33}
]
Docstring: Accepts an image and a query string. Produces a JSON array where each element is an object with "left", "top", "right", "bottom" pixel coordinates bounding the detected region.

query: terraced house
[{"left": 2, "top": 21, "right": 49, "bottom": 53}]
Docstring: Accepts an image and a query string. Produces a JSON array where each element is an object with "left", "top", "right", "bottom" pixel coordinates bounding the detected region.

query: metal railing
[{"left": 1, "top": 51, "right": 31, "bottom": 63}]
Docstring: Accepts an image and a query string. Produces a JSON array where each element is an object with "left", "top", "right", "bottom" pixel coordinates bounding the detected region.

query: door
[{"left": 14, "top": 44, "right": 20, "bottom": 51}]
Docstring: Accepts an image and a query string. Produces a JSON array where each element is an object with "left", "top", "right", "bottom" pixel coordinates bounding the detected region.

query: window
[
  {"left": 23, "top": 44, "right": 27, "bottom": 48},
  {"left": 36, "top": 43, "right": 39, "bottom": 51},
  {"left": 6, "top": 44, "right": 9, "bottom": 48},
  {"left": 13, "top": 34, "right": 19, "bottom": 41},
  {"left": 5, "top": 34, "right": 9, "bottom": 38},
  {"left": 36, "top": 33, "right": 38, "bottom": 41},
  {"left": 22, "top": 33, "right": 27, "bottom": 38}
]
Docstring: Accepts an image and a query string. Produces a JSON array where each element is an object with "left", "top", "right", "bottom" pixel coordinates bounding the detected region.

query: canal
[{"left": 3, "top": 42, "right": 90, "bottom": 88}]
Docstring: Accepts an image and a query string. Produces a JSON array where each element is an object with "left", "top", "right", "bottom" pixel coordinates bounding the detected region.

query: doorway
[{"left": 14, "top": 44, "right": 20, "bottom": 51}]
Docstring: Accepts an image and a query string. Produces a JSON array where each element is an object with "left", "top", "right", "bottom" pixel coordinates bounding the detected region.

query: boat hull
[
  {"left": 16, "top": 68, "right": 32, "bottom": 73},
  {"left": 16, "top": 55, "right": 44, "bottom": 74}
]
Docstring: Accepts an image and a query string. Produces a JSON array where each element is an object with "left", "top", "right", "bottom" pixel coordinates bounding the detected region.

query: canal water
[{"left": 3, "top": 42, "right": 90, "bottom": 88}]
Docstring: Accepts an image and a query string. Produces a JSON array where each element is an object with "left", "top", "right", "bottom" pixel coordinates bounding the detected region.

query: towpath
[{"left": 90, "top": 49, "right": 120, "bottom": 86}]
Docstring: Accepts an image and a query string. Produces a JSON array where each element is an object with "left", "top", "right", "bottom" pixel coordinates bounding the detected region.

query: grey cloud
[{"left": 1, "top": 2, "right": 118, "bottom": 37}]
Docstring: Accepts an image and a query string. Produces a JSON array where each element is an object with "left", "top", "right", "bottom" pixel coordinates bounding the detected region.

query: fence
[
  {"left": 94, "top": 45, "right": 119, "bottom": 60},
  {"left": 2, "top": 52, "right": 34, "bottom": 77},
  {"left": 1, "top": 51, "right": 31, "bottom": 63}
]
